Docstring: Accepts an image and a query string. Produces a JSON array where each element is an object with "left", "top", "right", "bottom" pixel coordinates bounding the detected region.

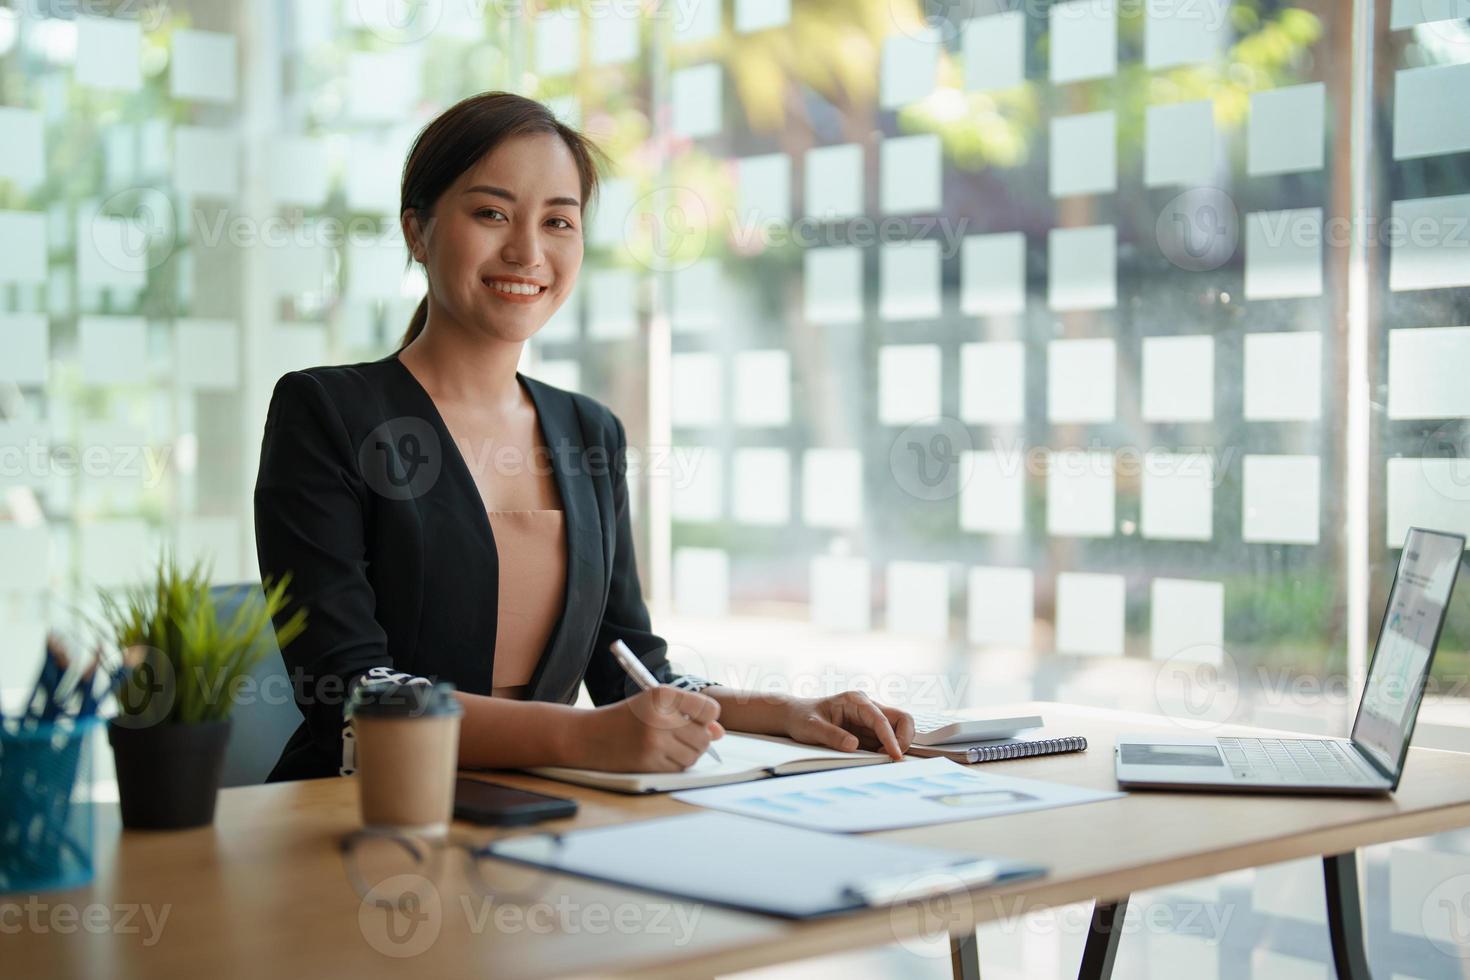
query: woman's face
[{"left": 404, "top": 131, "right": 585, "bottom": 344}]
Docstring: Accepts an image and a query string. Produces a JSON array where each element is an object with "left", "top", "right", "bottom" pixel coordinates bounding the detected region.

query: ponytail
[{"left": 399, "top": 296, "right": 428, "bottom": 350}]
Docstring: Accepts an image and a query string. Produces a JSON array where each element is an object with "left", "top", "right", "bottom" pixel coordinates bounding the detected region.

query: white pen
[{"left": 610, "top": 639, "right": 722, "bottom": 764}]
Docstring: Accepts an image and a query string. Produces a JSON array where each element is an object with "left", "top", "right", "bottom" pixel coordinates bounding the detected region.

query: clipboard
[{"left": 483, "top": 811, "right": 1045, "bottom": 919}]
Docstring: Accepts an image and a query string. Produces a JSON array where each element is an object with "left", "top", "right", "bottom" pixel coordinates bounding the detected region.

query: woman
[{"left": 255, "top": 92, "right": 915, "bottom": 781}]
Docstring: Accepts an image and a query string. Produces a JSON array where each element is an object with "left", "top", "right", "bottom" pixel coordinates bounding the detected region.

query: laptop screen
[{"left": 1350, "top": 528, "right": 1464, "bottom": 777}]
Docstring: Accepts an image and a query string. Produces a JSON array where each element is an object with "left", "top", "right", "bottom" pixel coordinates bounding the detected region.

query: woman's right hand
[{"left": 571, "top": 687, "right": 724, "bottom": 772}]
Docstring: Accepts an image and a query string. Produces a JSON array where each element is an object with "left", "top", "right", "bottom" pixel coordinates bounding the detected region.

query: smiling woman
[{"left": 252, "top": 91, "right": 915, "bottom": 783}]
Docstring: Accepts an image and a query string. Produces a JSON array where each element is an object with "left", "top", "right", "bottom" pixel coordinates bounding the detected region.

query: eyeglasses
[{"left": 339, "top": 827, "right": 564, "bottom": 906}]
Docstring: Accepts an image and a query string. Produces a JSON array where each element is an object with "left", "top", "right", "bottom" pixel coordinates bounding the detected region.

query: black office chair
[{"left": 210, "top": 583, "right": 300, "bottom": 788}]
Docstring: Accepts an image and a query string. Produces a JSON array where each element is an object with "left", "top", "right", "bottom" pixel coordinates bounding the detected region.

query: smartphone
[{"left": 453, "top": 777, "right": 578, "bottom": 826}]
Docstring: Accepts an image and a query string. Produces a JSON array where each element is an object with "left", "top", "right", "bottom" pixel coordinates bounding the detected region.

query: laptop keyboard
[{"left": 1217, "top": 737, "right": 1376, "bottom": 784}]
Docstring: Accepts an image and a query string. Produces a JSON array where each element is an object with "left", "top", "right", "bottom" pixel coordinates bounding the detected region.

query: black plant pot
[{"left": 108, "top": 719, "right": 232, "bottom": 830}]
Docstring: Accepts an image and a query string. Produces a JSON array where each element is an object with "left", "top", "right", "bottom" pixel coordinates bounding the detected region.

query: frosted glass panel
[
  {"left": 0, "top": 108, "right": 44, "bottom": 190},
  {"left": 960, "top": 341, "right": 1026, "bottom": 424},
  {"left": 1387, "top": 326, "right": 1470, "bottom": 419},
  {"left": 1390, "top": 194, "right": 1470, "bottom": 292},
  {"left": 586, "top": 268, "right": 639, "bottom": 339},
  {"left": 672, "top": 447, "right": 722, "bottom": 522},
  {"left": 732, "top": 446, "right": 792, "bottom": 527},
  {"left": 880, "top": 29, "right": 939, "bottom": 108},
  {"left": 1242, "top": 455, "right": 1320, "bottom": 545},
  {"left": 0, "top": 313, "right": 48, "bottom": 386},
  {"left": 1048, "top": 225, "right": 1116, "bottom": 310},
  {"left": 1386, "top": 458, "right": 1470, "bottom": 545},
  {"left": 1144, "top": 101, "right": 1215, "bottom": 187},
  {"left": 1393, "top": 63, "right": 1470, "bottom": 160},
  {"left": 1046, "top": 450, "right": 1115, "bottom": 538},
  {"left": 673, "top": 547, "right": 729, "bottom": 618},
  {"left": 535, "top": 8, "right": 580, "bottom": 75},
  {"left": 1248, "top": 84, "right": 1326, "bottom": 176},
  {"left": 1140, "top": 453, "right": 1214, "bottom": 541},
  {"left": 174, "top": 126, "right": 240, "bottom": 199},
  {"left": 77, "top": 16, "right": 141, "bottom": 92},
  {"left": 1050, "top": 0, "right": 1117, "bottom": 84},
  {"left": 885, "top": 561, "right": 950, "bottom": 639},
  {"left": 1244, "top": 208, "right": 1323, "bottom": 300},
  {"left": 1055, "top": 572, "right": 1125, "bottom": 656},
  {"left": 0, "top": 211, "right": 48, "bottom": 284},
  {"left": 1243, "top": 332, "right": 1322, "bottom": 421},
  {"left": 1050, "top": 111, "right": 1116, "bottom": 197},
  {"left": 671, "top": 64, "right": 723, "bottom": 139},
  {"left": 1047, "top": 338, "right": 1116, "bottom": 423},
  {"left": 967, "top": 567, "right": 1033, "bottom": 648},
  {"left": 79, "top": 316, "right": 148, "bottom": 385},
  {"left": 803, "top": 247, "right": 863, "bottom": 324},
  {"left": 738, "top": 153, "right": 791, "bottom": 225},
  {"left": 879, "top": 135, "right": 941, "bottom": 215},
  {"left": 733, "top": 350, "right": 791, "bottom": 427},
  {"left": 961, "top": 232, "right": 1026, "bottom": 316},
  {"left": 171, "top": 29, "right": 238, "bottom": 103},
  {"left": 964, "top": 12, "right": 1025, "bottom": 91},
  {"left": 671, "top": 352, "right": 723, "bottom": 427},
  {"left": 878, "top": 345, "right": 942, "bottom": 425},
  {"left": 736, "top": 0, "right": 790, "bottom": 32},
  {"left": 175, "top": 319, "right": 239, "bottom": 391},
  {"left": 959, "top": 451, "right": 1026, "bottom": 534},
  {"left": 802, "top": 449, "right": 863, "bottom": 528},
  {"left": 879, "top": 240, "right": 942, "bottom": 320},
  {"left": 804, "top": 144, "right": 863, "bottom": 220},
  {"left": 1151, "top": 578, "right": 1224, "bottom": 664},
  {"left": 1145, "top": 0, "right": 1226, "bottom": 69},
  {"left": 1141, "top": 335, "right": 1214, "bottom": 422},
  {"left": 810, "top": 556, "right": 870, "bottom": 631}
]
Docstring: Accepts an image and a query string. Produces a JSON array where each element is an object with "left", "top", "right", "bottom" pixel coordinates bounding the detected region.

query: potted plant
[{"left": 99, "top": 555, "right": 306, "bottom": 830}]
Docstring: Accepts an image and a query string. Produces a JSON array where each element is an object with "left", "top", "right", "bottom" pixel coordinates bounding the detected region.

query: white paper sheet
[
  {"left": 1051, "top": 111, "right": 1116, "bottom": 198},
  {"left": 964, "top": 11, "right": 1025, "bottom": 91},
  {"left": 880, "top": 134, "right": 941, "bottom": 215},
  {"left": 968, "top": 566, "right": 1034, "bottom": 648},
  {"left": 674, "top": 757, "right": 1122, "bottom": 832}
]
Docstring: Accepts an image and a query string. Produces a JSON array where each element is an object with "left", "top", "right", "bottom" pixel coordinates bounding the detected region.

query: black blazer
[{"left": 254, "top": 354, "right": 692, "bottom": 781}]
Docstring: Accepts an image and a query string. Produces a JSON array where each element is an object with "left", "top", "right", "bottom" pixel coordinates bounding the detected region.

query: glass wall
[{"left": 1, "top": 0, "right": 1468, "bottom": 975}]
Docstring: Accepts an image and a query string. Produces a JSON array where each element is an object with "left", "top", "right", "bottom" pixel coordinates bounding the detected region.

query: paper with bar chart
[{"left": 672, "top": 757, "right": 1122, "bottom": 832}]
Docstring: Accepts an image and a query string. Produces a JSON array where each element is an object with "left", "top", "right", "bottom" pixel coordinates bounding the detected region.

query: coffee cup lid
[{"left": 349, "top": 680, "right": 462, "bottom": 719}]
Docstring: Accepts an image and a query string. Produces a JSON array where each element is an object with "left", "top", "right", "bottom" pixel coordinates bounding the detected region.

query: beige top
[{"left": 487, "top": 509, "right": 567, "bottom": 699}]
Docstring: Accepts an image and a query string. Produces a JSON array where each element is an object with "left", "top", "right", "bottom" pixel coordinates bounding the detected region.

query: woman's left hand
[{"left": 781, "top": 692, "right": 915, "bottom": 761}]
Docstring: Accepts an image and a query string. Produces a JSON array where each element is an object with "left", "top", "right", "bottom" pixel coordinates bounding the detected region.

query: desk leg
[
  {"left": 950, "top": 930, "right": 981, "bottom": 980},
  {"left": 1324, "top": 851, "right": 1372, "bottom": 980},
  {"left": 1077, "top": 897, "right": 1128, "bottom": 980}
]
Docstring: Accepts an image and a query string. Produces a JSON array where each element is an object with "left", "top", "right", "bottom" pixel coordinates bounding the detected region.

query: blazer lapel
[{"left": 521, "top": 376, "right": 604, "bottom": 703}]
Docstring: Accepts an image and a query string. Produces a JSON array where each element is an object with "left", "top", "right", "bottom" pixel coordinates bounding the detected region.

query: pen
[{"left": 610, "top": 639, "right": 722, "bottom": 764}]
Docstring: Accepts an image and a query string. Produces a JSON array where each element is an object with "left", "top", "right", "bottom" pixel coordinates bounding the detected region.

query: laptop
[{"left": 1116, "top": 527, "right": 1465, "bottom": 795}]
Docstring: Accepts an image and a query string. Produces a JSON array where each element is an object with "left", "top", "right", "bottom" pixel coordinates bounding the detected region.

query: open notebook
[{"left": 525, "top": 733, "right": 891, "bottom": 793}]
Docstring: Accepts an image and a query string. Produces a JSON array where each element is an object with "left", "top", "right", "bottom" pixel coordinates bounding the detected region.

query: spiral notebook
[{"left": 907, "top": 734, "right": 1088, "bottom": 764}]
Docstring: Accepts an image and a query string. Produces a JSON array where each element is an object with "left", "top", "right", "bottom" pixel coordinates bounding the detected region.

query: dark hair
[{"left": 397, "top": 92, "right": 604, "bottom": 349}]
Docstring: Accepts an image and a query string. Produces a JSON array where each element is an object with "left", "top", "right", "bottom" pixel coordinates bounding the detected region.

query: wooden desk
[{"left": 9, "top": 703, "right": 1470, "bottom": 979}]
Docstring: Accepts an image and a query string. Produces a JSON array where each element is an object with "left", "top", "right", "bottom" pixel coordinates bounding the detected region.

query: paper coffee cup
[{"left": 349, "top": 681, "right": 462, "bottom": 836}]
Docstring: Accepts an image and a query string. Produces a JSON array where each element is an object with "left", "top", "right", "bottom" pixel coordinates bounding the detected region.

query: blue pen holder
[{"left": 0, "top": 718, "right": 101, "bottom": 894}]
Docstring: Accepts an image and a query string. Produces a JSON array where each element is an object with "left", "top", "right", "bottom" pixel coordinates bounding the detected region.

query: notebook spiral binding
[{"left": 967, "top": 736, "right": 1087, "bottom": 763}]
